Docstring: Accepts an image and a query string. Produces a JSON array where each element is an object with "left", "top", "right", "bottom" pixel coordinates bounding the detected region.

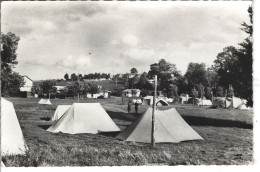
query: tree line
[{"left": 64, "top": 73, "right": 110, "bottom": 81}]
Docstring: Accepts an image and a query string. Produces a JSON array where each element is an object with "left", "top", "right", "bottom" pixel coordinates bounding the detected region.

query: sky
[{"left": 1, "top": 1, "right": 252, "bottom": 80}]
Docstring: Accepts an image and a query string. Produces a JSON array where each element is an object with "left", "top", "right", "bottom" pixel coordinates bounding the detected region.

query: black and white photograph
[{"left": 0, "top": 0, "right": 257, "bottom": 168}]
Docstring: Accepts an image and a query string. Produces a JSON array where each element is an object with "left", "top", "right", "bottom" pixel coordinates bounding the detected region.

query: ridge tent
[
  {"left": 51, "top": 105, "right": 71, "bottom": 121},
  {"left": 1, "top": 98, "right": 28, "bottom": 156},
  {"left": 156, "top": 99, "right": 169, "bottom": 106},
  {"left": 38, "top": 99, "right": 52, "bottom": 105},
  {"left": 197, "top": 99, "right": 212, "bottom": 106},
  {"left": 47, "top": 103, "right": 120, "bottom": 134},
  {"left": 116, "top": 107, "right": 203, "bottom": 143},
  {"left": 142, "top": 96, "right": 153, "bottom": 105}
]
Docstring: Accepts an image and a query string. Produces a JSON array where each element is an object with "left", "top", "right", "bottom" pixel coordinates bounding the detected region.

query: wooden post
[
  {"left": 151, "top": 75, "right": 157, "bottom": 147},
  {"left": 49, "top": 93, "right": 50, "bottom": 100},
  {"left": 78, "top": 93, "right": 79, "bottom": 102}
]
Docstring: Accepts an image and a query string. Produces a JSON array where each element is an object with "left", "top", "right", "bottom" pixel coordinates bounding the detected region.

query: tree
[
  {"left": 185, "top": 63, "right": 208, "bottom": 91},
  {"left": 1, "top": 32, "right": 24, "bottom": 96},
  {"left": 78, "top": 74, "right": 83, "bottom": 81},
  {"left": 39, "top": 80, "right": 56, "bottom": 95},
  {"left": 216, "top": 86, "right": 224, "bottom": 97},
  {"left": 128, "top": 74, "right": 139, "bottom": 88},
  {"left": 196, "top": 83, "right": 205, "bottom": 99},
  {"left": 130, "top": 68, "right": 138, "bottom": 74},
  {"left": 212, "top": 46, "right": 239, "bottom": 89},
  {"left": 1, "top": 32, "right": 20, "bottom": 72},
  {"left": 71, "top": 73, "right": 78, "bottom": 81},
  {"left": 64, "top": 73, "right": 69, "bottom": 80},
  {"left": 148, "top": 59, "right": 180, "bottom": 95},
  {"left": 205, "top": 87, "right": 213, "bottom": 100},
  {"left": 1, "top": 71, "right": 25, "bottom": 96},
  {"left": 236, "top": 6, "right": 253, "bottom": 106},
  {"left": 227, "top": 84, "right": 234, "bottom": 97},
  {"left": 190, "top": 87, "right": 198, "bottom": 105}
]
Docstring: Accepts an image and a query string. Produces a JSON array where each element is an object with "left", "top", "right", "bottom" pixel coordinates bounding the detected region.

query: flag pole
[{"left": 151, "top": 75, "right": 157, "bottom": 147}]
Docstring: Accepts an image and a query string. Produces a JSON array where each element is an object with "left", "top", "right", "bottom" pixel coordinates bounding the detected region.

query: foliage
[
  {"left": 1, "top": 32, "right": 24, "bottom": 96},
  {"left": 1, "top": 71, "right": 25, "bottom": 96},
  {"left": 205, "top": 87, "right": 213, "bottom": 100},
  {"left": 216, "top": 86, "right": 224, "bottom": 97},
  {"left": 185, "top": 63, "right": 208, "bottom": 90},
  {"left": 71, "top": 73, "right": 78, "bottom": 81},
  {"left": 39, "top": 80, "right": 56, "bottom": 95},
  {"left": 1, "top": 32, "right": 20, "bottom": 72},
  {"left": 130, "top": 68, "right": 138, "bottom": 74},
  {"left": 64, "top": 73, "right": 69, "bottom": 80},
  {"left": 196, "top": 83, "right": 205, "bottom": 99},
  {"left": 148, "top": 59, "right": 181, "bottom": 95}
]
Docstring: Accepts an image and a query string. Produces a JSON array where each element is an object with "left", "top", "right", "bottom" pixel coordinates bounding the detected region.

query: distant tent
[
  {"left": 142, "top": 96, "right": 153, "bottom": 105},
  {"left": 38, "top": 99, "right": 52, "bottom": 105},
  {"left": 231, "top": 97, "right": 243, "bottom": 109},
  {"left": 51, "top": 105, "right": 71, "bottom": 121},
  {"left": 47, "top": 103, "right": 120, "bottom": 134},
  {"left": 197, "top": 99, "right": 212, "bottom": 106},
  {"left": 116, "top": 107, "right": 203, "bottom": 143},
  {"left": 1, "top": 161, "right": 5, "bottom": 167},
  {"left": 156, "top": 99, "right": 169, "bottom": 106},
  {"left": 1, "top": 98, "right": 28, "bottom": 156}
]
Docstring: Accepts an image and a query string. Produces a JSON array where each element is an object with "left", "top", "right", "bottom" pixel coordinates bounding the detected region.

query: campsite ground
[{"left": 2, "top": 97, "right": 253, "bottom": 166}]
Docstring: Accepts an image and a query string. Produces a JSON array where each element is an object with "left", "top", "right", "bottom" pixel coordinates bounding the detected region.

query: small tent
[
  {"left": 1, "top": 98, "right": 28, "bottom": 156},
  {"left": 156, "top": 99, "right": 169, "bottom": 106},
  {"left": 142, "top": 96, "right": 153, "bottom": 105},
  {"left": 116, "top": 107, "right": 203, "bottom": 143},
  {"left": 38, "top": 99, "right": 52, "bottom": 105},
  {"left": 47, "top": 103, "right": 120, "bottom": 134},
  {"left": 197, "top": 99, "right": 212, "bottom": 106},
  {"left": 51, "top": 105, "right": 71, "bottom": 121}
]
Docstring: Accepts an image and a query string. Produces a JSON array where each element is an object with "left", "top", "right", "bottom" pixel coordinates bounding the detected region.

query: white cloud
[{"left": 122, "top": 35, "right": 139, "bottom": 47}]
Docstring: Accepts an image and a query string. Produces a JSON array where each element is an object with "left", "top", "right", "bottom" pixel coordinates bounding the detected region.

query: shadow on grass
[
  {"left": 38, "top": 124, "right": 52, "bottom": 130},
  {"left": 106, "top": 111, "right": 137, "bottom": 123},
  {"left": 98, "top": 131, "right": 121, "bottom": 137},
  {"left": 182, "top": 115, "right": 252, "bottom": 129},
  {"left": 40, "top": 117, "right": 51, "bottom": 121}
]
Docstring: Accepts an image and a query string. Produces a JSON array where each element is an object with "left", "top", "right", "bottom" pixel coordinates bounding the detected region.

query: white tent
[
  {"left": 51, "top": 105, "right": 71, "bottom": 121},
  {"left": 116, "top": 107, "right": 203, "bottom": 143},
  {"left": 47, "top": 103, "right": 120, "bottom": 134},
  {"left": 197, "top": 99, "right": 212, "bottom": 106},
  {"left": 1, "top": 98, "right": 28, "bottom": 156},
  {"left": 142, "top": 96, "right": 153, "bottom": 105},
  {"left": 38, "top": 99, "right": 52, "bottom": 105},
  {"left": 156, "top": 99, "right": 169, "bottom": 106}
]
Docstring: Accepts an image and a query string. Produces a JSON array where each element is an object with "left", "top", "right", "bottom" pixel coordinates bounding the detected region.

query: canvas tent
[
  {"left": 51, "top": 105, "right": 71, "bottom": 121},
  {"left": 47, "top": 103, "right": 120, "bottom": 134},
  {"left": 156, "top": 99, "right": 169, "bottom": 106},
  {"left": 142, "top": 96, "right": 169, "bottom": 106},
  {"left": 197, "top": 99, "right": 212, "bottom": 106},
  {"left": 116, "top": 107, "right": 203, "bottom": 143},
  {"left": 38, "top": 98, "right": 52, "bottom": 105},
  {"left": 1, "top": 98, "right": 28, "bottom": 156}
]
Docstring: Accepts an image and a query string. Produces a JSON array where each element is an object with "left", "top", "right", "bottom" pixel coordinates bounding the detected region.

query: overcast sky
[{"left": 1, "top": 1, "right": 251, "bottom": 80}]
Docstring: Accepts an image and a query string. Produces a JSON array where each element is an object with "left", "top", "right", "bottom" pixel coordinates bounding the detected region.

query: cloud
[
  {"left": 1, "top": 1, "right": 252, "bottom": 80},
  {"left": 122, "top": 35, "right": 139, "bottom": 47},
  {"left": 56, "top": 54, "right": 92, "bottom": 73}
]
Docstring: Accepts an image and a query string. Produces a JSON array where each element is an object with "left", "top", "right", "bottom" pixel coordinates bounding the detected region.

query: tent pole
[{"left": 151, "top": 75, "right": 157, "bottom": 147}]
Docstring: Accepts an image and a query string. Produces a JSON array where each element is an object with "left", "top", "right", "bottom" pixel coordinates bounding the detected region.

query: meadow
[{"left": 2, "top": 97, "right": 253, "bottom": 166}]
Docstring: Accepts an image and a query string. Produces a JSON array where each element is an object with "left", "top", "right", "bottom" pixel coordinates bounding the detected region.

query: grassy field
[{"left": 2, "top": 97, "right": 253, "bottom": 166}]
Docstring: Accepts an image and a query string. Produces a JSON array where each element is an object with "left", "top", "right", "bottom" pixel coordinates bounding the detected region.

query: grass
[{"left": 2, "top": 97, "right": 253, "bottom": 166}]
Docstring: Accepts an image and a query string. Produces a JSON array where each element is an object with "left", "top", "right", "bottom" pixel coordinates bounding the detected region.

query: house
[{"left": 20, "top": 76, "right": 33, "bottom": 92}]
